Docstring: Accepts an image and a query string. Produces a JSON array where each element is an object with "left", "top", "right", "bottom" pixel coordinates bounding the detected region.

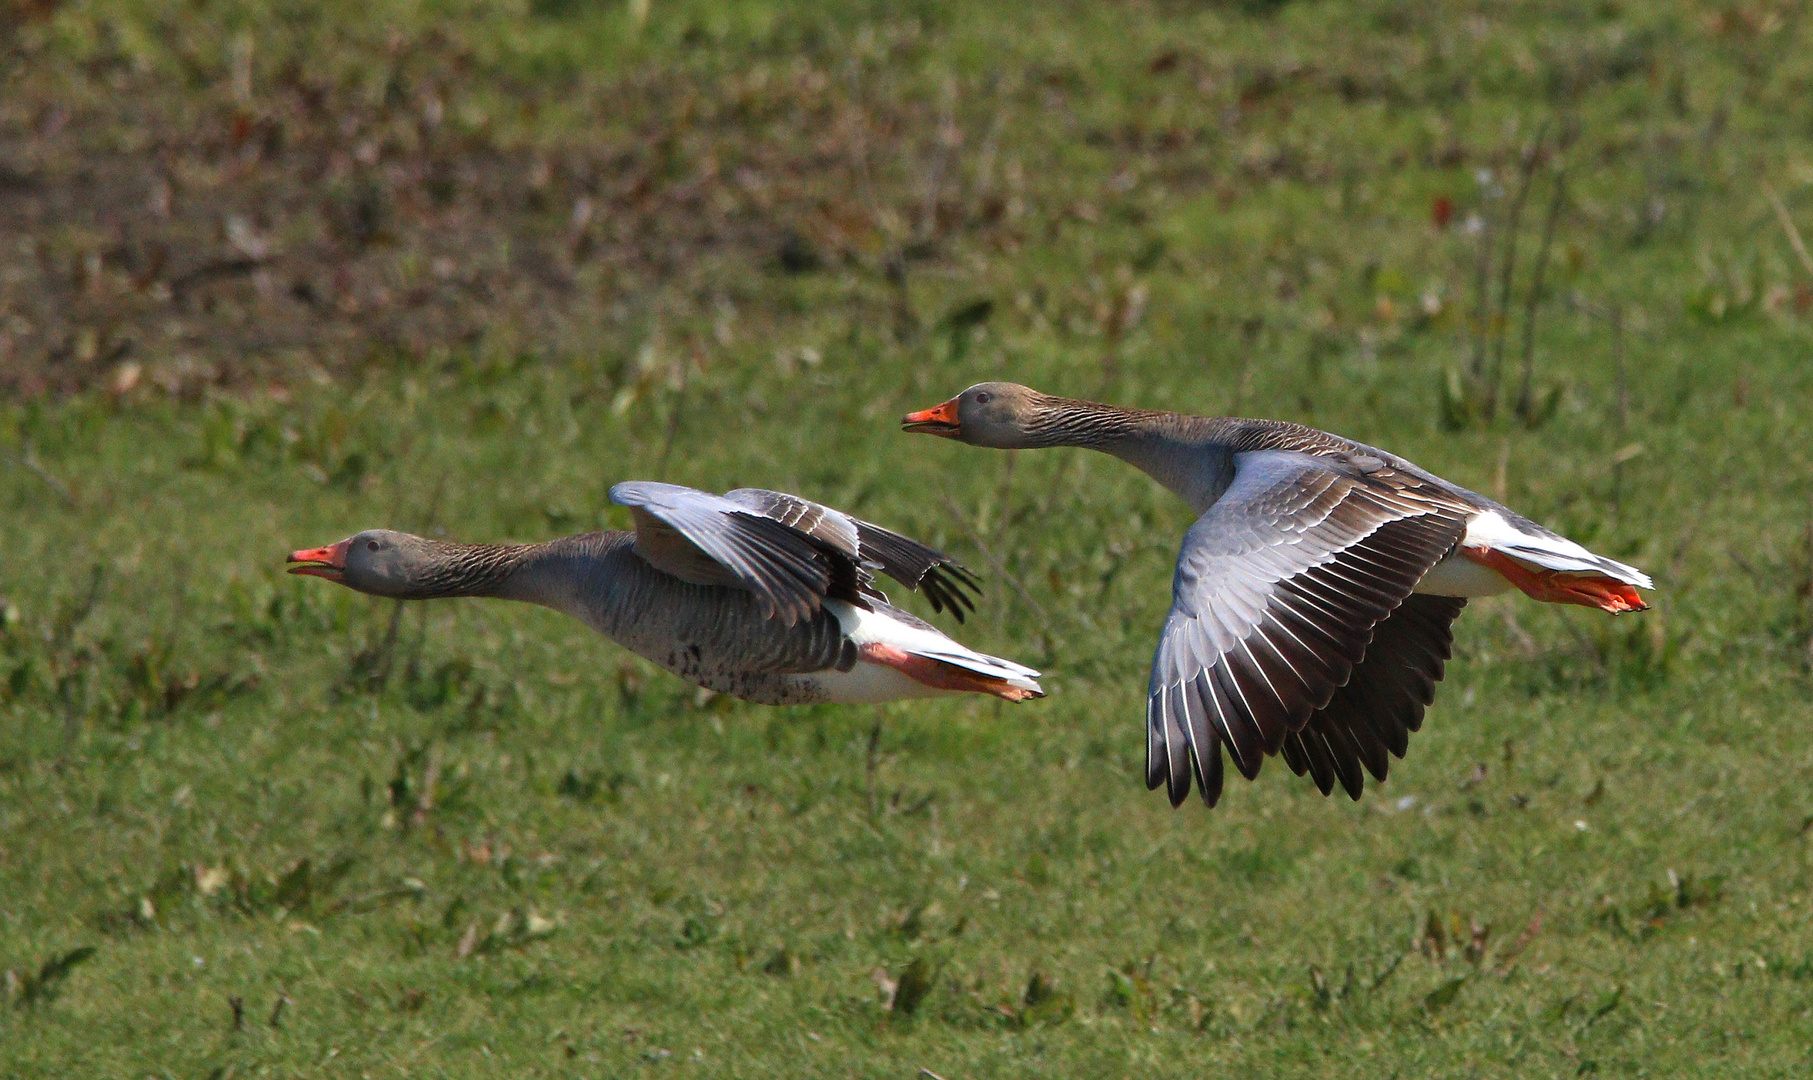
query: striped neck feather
[{"left": 401, "top": 541, "right": 530, "bottom": 599}]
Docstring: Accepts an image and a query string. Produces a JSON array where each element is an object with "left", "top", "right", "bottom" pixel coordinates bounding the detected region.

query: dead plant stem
[
  {"left": 1488, "top": 122, "right": 1549, "bottom": 415},
  {"left": 1516, "top": 170, "right": 1566, "bottom": 423},
  {"left": 1765, "top": 182, "right": 1813, "bottom": 279},
  {"left": 1611, "top": 303, "right": 1627, "bottom": 513}
]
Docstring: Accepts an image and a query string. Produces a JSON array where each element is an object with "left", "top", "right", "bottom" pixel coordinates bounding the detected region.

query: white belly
[
  {"left": 796, "top": 662, "right": 955, "bottom": 705},
  {"left": 1414, "top": 549, "right": 1514, "bottom": 598}
]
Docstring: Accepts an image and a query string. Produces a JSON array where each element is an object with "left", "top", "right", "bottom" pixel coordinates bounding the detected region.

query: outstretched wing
[
  {"left": 722, "top": 488, "right": 980, "bottom": 621},
  {"left": 610, "top": 482, "right": 853, "bottom": 626},
  {"left": 1145, "top": 450, "right": 1470, "bottom": 808}
]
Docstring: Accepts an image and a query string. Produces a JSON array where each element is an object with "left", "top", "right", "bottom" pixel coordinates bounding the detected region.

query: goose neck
[
  {"left": 476, "top": 535, "right": 616, "bottom": 613},
  {"left": 1031, "top": 397, "right": 1232, "bottom": 510},
  {"left": 398, "top": 541, "right": 536, "bottom": 600}
]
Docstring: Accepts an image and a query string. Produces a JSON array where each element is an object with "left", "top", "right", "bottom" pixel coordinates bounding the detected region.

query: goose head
[
  {"left": 287, "top": 529, "right": 439, "bottom": 597},
  {"left": 902, "top": 382, "right": 1051, "bottom": 448}
]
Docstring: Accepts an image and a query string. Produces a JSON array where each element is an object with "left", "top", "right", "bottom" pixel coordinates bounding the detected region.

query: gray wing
[
  {"left": 1146, "top": 450, "right": 1470, "bottom": 808},
  {"left": 722, "top": 488, "right": 980, "bottom": 621},
  {"left": 610, "top": 482, "right": 852, "bottom": 626}
]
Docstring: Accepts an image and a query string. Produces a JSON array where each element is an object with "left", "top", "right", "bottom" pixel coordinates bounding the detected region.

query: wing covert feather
[
  {"left": 722, "top": 488, "right": 980, "bottom": 620},
  {"left": 610, "top": 482, "right": 840, "bottom": 625}
]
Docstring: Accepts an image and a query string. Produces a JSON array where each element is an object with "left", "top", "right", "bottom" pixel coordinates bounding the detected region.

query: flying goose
[
  {"left": 904, "top": 382, "right": 1650, "bottom": 807},
  {"left": 287, "top": 482, "right": 1042, "bottom": 705}
]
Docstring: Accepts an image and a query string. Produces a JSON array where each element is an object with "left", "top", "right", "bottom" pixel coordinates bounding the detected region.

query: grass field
[{"left": 7, "top": 1, "right": 1813, "bottom": 1076}]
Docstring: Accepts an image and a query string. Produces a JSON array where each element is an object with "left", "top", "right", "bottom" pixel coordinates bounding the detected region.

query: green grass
[{"left": 7, "top": 0, "right": 1813, "bottom": 1075}]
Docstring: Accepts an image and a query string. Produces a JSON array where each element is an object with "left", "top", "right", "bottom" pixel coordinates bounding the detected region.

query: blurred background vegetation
[{"left": 5, "top": 0, "right": 1813, "bottom": 1076}]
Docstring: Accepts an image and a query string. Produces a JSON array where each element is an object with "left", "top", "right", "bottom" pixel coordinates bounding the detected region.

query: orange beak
[
  {"left": 902, "top": 397, "right": 962, "bottom": 437},
  {"left": 287, "top": 539, "right": 351, "bottom": 582}
]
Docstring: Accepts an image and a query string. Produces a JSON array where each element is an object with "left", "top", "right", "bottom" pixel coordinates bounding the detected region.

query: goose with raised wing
[
  {"left": 287, "top": 482, "right": 1042, "bottom": 705},
  {"left": 903, "top": 382, "right": 1650, "bottom": 807}
]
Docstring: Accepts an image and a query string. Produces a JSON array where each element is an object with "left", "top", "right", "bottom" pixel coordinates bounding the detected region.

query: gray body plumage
[{"left": 492, "top": 531, "right": 854, "bottom": 704}]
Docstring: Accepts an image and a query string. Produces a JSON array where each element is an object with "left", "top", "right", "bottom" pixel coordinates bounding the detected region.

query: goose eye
[
  {"left": 974, "top": 391, "right": 991, "bottom": 404},
  {"left": 366, "top": 540, "right": 380, "bottom": 552}
]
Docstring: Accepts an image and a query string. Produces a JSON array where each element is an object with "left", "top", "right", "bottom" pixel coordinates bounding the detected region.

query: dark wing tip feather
[
  {"left": 1280, "top": 734, "right": 1311, "bottom": 777},
  {"left": 1196, "top": 740, "right": 1224, "bottom": 807},
  {"left": 853, "top": 520, "right": 983, "bottom": 622},
  {"left": 1146, "top": 675, "right": 1242, "bottom": 810},
  {"left": 1163, "top": 686, "right": 1192, "bottom": 807},
  {"left": 1318, "top": 719, "right": 1367, "bottom": 800},
  {"left": 1145, "top": 694, "right": 1169, "bottom": 793},
  {"left": 915, "top": 565, "right": 980, "bottom": 623},
  {"left": 1186, "top": 699, "right": 1225, "bottom": 807}
]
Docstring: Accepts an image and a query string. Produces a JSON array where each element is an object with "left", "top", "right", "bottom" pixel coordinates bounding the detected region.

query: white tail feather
[
  {"left": 1498, "top": 544, "right": 1653, "bottom": 589},
  {"left": 1463, "top": 510, "right": 1654, "bottom": 590},
  {"left": 827, "top": 600, "right": 1043, "bottom": 693}
]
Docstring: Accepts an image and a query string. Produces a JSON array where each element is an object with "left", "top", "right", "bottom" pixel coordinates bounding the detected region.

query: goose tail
[
  {"left": 831, "top": 601, "right": 1044, "bottom": 702},
  {"left": 1461, "top": 510, "right": 1653, "bottom": 613}
]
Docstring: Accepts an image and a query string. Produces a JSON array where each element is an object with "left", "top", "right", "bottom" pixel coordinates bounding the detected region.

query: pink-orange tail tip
[
  {"left": 1464, "top": 547, "right": 1649, "bottom": 614},
  {"left": 858, "top": 642, "right": 1042, "bottom": 702}
]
